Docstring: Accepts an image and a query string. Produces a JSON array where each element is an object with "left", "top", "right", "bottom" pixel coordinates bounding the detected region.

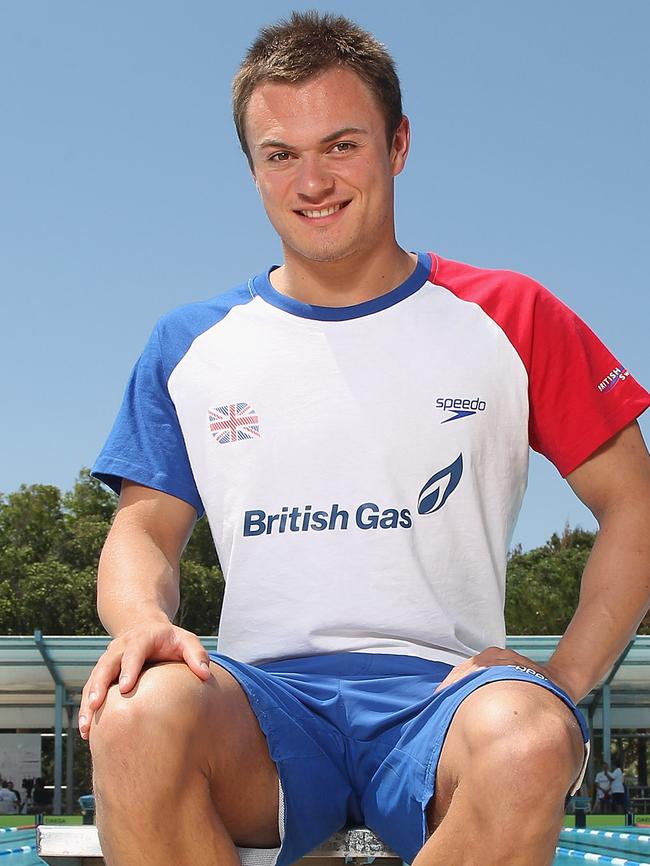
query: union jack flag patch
[{"left": 208, "top": 403, "right": 260, "bottom": 444}]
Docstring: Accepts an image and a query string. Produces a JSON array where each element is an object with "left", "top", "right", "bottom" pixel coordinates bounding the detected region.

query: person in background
[
  {"left": 6, "top": 781, "right": 21, "bottom": 812},
  {"left": 594, "top": 762, "right": 612, "bottom": 813},
  {"left": 0, "top": 781, "right": 17, "bottom": 815},
  {"left": 31, "top": 778, "right": 53, "bottom": 814},
  {"left": 608, "top": 761, "right": 626, "bottom": 814}
]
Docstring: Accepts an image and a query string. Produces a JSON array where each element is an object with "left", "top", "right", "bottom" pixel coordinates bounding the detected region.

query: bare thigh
[
  {"left": 92, "top": 660, "right": 281, "bottom": 848},
  {"left": 203, "top": 660, "right": 281, "bottom": 847},
  {"left": 425, "top": 680, "right": 584, "bottom": 832}
]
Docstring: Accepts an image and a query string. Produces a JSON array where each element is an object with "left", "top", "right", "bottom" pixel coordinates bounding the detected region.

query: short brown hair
[{"left": 233, "top": 11, "right": 403, "bottom": 165}]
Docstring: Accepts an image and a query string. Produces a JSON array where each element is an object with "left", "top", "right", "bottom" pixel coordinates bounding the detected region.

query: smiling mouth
[{"left": 297, "top": 202, "right": 350, "bottom": 219}]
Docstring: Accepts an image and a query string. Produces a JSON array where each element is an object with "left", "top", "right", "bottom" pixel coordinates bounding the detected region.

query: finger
[
  {"left": 79, "top": 652, "right": 124, "bottom": 739},
  {"left": 79, "top": 680, "right": 107, "bottom": 739},
  {"left": 434, "top": 662, "right": 487, "bottom": 694},
  {"left": 477, "top": 646, "right": 512, "bottom": 665},
  {"left": 451, "top": 663, "right": 487, "bottom": 684},
  {"left": 502, "top": 651, "right": 546, "bottom": 674},
  {"left": 117, "top": 643, "right": 150, "bottom": 694},
  {"left": 78, "top": 685, "right": 91, "bottom": 739},
  {"left": 473, "top": 649, "right": 550, "bottom": 685},
  {"left": 433, "top": 675, "right": 454, "bottom": 694},
  {"left": 179, "top": 637, "right": 211, "bottom": 681}
]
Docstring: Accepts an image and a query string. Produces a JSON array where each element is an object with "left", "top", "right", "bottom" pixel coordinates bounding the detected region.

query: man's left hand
[{"left": 433, "top": 646, "right": 577, "bottom": 703}]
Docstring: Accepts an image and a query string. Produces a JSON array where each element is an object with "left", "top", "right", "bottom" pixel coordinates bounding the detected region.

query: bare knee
[
  {"left": 430, "top": 682, "right": 585, "bottom": 835},
  {"left": 442, "top": 681, "right": 584, "bottom": 790},
  {"left": 90, "top": 660, "right": 273, "bottom": 789},
  {"left": 90, "top": 661, "right": 280, "bottom": 849},
  {"left": 91, "top": 662, "right": 209, "bottom": 755}
]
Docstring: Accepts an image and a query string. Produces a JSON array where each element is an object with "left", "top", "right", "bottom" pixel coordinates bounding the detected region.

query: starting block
[{"left": 37, "top": 823, "right": 403, "bottom": 866}]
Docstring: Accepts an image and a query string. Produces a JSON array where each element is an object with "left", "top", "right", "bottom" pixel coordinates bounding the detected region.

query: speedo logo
[
  {"left": 243, "top": 455, "right": 463, "bottom": 537},
  {"left": 508, "top": 664, "right": 547, "bottom": 681},
  {"left": 437, "top": 397, "right": 487, "bottom": 423}
]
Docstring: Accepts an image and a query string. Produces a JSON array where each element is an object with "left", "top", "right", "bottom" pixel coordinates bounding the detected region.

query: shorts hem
[{"left": 208, "top": 653, "right": 289, "bottom": 866}]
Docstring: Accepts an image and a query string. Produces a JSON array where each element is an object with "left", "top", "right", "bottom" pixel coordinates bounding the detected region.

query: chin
[{"left": 288, "top": 239, "right": 359, "bottom": 265}]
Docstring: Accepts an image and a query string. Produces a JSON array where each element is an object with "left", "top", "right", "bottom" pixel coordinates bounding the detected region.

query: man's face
[{"left": 244, "top": 66, "right": 409, "bottom": 266}]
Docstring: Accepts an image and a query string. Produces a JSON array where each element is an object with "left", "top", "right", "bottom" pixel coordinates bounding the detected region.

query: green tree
[
  {"left": 61, "top": 471, "right": 116, "bottom": 571},
  {"left": 63, "top": 469, "right": 117, "bottom": 522},
  {"left": 176, "top": 560, "right": 225, "bottom": 634},
  {"left": 14, "top": 562, "right": 102, "bottom": 634},
  {"left": 183, "top": 514, "right": 220, "bottom": 569},
  {"left": 0, "top": 470, "right": 226, "bottom": 635},
  {"left": 0, "top": 484, "right": 66, "bottom": 569},
  {"left": 505, "top": 525, "right": 594, "bottom": 634},
  {"left": 0, "top": 580, "right": 17, "bottom": 630},
  {"left": 506, "top": 524, "right": 650, "bottom": 635}
]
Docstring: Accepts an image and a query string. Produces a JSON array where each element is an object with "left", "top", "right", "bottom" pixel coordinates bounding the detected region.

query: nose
[{"left": 295, "top": 154, "right": 335, "bottom": 201}]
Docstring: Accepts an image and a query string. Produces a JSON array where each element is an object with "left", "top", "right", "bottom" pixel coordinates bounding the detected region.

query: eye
[
  {"left": 269, "top": 151, "right": 292, "bottom": 162},
  {"left": 331, "top": 141, "right": 355, "bottom": 154}
]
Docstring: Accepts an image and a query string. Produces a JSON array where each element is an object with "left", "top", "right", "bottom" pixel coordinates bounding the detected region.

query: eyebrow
[{"left": 257, "top": 126, "right": 368, "bottom": 150}]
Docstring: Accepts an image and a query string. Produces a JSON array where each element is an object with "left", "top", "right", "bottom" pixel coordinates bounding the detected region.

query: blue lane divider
[
  {"left": 563, "top": 829, "right": 650, "bottom": 844},
  {"left": 0, "top": 845, "right": 37, "bottom": 857},
  {"left": 556, "top": 846, "right": 650, "bottom": 865},
  {"left": 0, "top": 829, "right": 35, "bottom": 835}
]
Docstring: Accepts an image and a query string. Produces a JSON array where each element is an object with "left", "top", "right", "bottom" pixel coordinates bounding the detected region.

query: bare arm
[
  {"left": 435, "top": 421, "right": 650, "bottom": 702},
  {"left": 544, "top": 421, "right": 650, "bottom": 701},
  {"left": 97, "top": 480, "right": 195, "bottom": 633},
  {"left": 79, "top": 481, "right": 211, "bottom": 739}
]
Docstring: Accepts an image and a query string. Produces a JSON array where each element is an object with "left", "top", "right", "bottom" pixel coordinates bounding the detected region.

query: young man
[
  {"left": 594, "top": 762, "right": 611, "bottom": 813},
  {"left": 608, "top": 762, "right": 626, "bottom": 813},
  {"left": 84, "top": 12, "right": 650, "bottom": 866}
]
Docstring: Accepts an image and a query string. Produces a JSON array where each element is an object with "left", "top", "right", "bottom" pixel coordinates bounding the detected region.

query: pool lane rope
[
  {"left": 0, "top": 845, "right": 37, "bottom": 857},
  {"left": 556, "top": 846, "right": 650, "bottom": 865},
  {"left": 563, "top": 829, "right": 650, "bottom": 845},
  {"left": 0, "top": 827, "right": 36, "bottom": 834}
]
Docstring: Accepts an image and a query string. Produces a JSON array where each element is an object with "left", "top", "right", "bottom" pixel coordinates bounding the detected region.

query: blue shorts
[{"left": 208, "top": 652, "right": 589, "bottom": 866}]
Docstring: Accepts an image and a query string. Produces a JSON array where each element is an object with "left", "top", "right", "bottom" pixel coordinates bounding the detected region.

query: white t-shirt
[
  {"left": 93, "top": 252, "right": 650, "bottom": 666},
  {"left": 609, "top": 767, "right": 625, "bottom": 794},
  {"left": 595, "top": 771, "right": 610, "bottom": 799}
]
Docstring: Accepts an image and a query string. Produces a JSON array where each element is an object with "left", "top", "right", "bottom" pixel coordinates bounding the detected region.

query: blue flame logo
[{"left": 417, "top": 454, "right": 464, "bottom": 515}]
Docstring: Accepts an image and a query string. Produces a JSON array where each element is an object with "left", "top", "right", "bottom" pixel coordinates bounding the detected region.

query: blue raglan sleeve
[{"left": 92, "top": 321, "right": 204, "bottom": 517}]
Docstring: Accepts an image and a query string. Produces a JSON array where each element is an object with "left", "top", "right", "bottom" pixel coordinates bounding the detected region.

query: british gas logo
[
  {"left": 436, "top": 397, "right": 487, "bottom": 423},
  {"left": 243, "top": 503, "right": 412, "bottom": 536},
  {"left": 242, "top": 456, "right": 463, "bottom": 537},
  {"left": 418, "top": 454, "right": 463, "bottom": 514},
  {"left": 597, "top": 367, "right": 630, "bottom": 393}
]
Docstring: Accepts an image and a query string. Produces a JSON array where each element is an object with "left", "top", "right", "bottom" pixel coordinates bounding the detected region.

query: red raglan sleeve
[{"left": 431, "top": 254, "right": 650, "bottom": 477}]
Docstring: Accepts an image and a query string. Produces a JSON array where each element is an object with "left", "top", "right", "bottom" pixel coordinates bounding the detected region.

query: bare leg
[
  {"left": 90, "top": 661, "right": 281, "bottom": 866},
  {"left": 413, "top": 681, "right": 585, "bottom": 866}
]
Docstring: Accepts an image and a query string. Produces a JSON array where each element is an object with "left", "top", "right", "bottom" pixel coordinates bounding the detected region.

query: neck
[{"left": 270, "top": 243, "right": 418, "bottom": 307}]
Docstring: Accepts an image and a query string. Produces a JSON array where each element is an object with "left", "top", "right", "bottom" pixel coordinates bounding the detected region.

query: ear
[{"left": 390, "top": 115, "right": 410, "bottom": 177}]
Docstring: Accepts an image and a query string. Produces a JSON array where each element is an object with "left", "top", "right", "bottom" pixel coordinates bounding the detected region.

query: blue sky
[{"left": 2, "top": 0, "right": 648, "bottom": 551}]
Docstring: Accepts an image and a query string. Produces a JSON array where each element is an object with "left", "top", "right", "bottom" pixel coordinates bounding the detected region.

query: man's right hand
[
  {"left": 81, "top": 481, "right": 203, "bottom": 739},
  {"left": 78, "top": 621, "right": 211, "bottom": 740}
]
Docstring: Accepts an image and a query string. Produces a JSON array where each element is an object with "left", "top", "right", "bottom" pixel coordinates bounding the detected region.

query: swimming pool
[
  {"left": 0, "top": 825, "right": 40, "bottom": 866},
  {"left": 555, "top": 825, "right": 650, "bottom": 865}
]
